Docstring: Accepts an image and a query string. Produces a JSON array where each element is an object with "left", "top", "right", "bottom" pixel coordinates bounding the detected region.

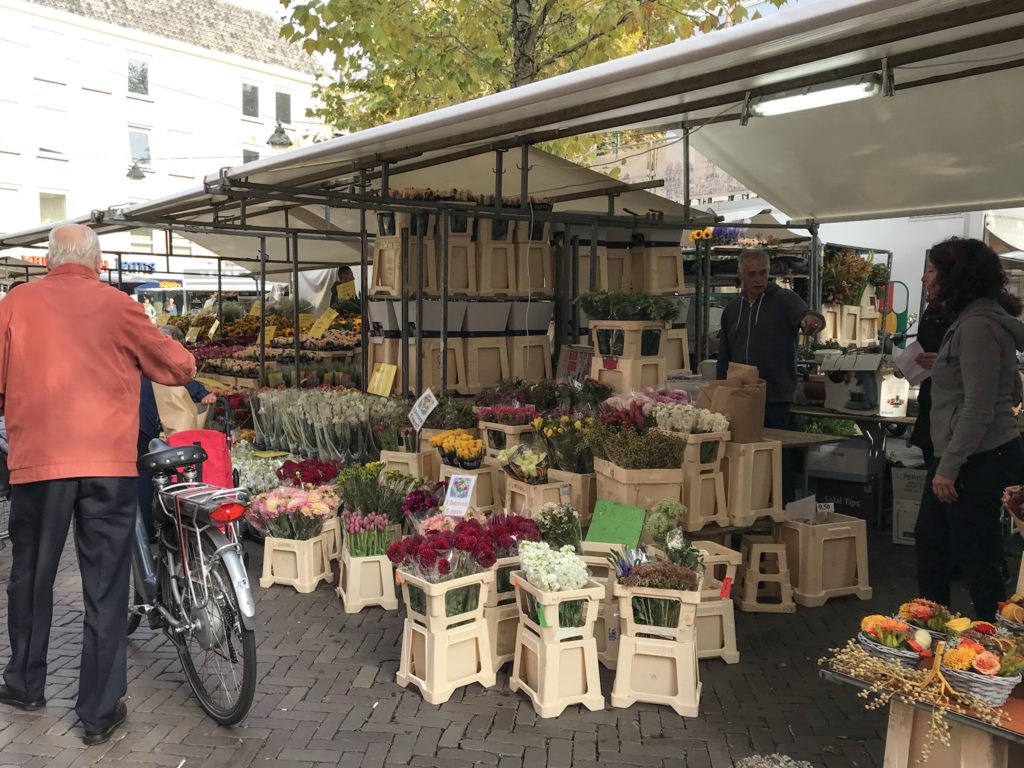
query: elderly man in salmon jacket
[{"left": 0, "top": 224, "right": 195, "bottom": 745}]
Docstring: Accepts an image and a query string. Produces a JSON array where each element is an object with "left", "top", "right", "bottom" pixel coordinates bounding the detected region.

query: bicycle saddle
[{"left": 138, "top": 438, "right": 207, "bottom": 473}]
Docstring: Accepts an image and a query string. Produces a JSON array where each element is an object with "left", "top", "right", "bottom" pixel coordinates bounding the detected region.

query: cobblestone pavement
[{"left": 0, "top": 530, "right": 1016, "bottom": 768}]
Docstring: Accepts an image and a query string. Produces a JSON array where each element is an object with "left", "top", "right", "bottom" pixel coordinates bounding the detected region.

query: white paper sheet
[{"left": 895, "top": 341, "right": 931, "bottom": 386}]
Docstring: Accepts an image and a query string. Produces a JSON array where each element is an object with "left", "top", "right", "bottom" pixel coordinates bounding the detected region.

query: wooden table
[
  {"left": 762, "top": 427, "right": 845, "bottom": 500},
  {"left": 821, "top": 668, "right": 1024, "bottom": 767}
]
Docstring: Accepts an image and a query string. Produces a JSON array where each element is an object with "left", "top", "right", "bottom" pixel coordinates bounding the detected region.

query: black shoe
[
  {"left": 82, "top": 701, "right": 127, "bottom": 746},
  {"left": 0, "top": 684, "right": 45, "bottom": 711}
]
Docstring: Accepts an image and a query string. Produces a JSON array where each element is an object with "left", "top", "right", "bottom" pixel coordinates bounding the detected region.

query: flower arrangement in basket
[
  {"left": 609, "top": 544, "right": 702, "bottom": 630},
  {"left": 897, "top": 598, "right": 969, "bottom": 640},
  {"left": 858, "top": 615, "right": 934, "bottom": 668},
  {"left": 532, "top": 412, "right": 596, "bottom": 474},
  {"left": 477, "top": 405, "right": 539, "bottom": 426},
  {"left": 429, "top": 429, "right": 485, "bottom": 469},
  {"left": 939, "top": 627, "right": 1024, "bottom": 706},
  {"left": 276, "top": 458, "right": 342, "bottom": 487},
  {"left": 387, "top": 519, "right": 498, "bottom": 616},
  {"left": 341, "top": 510, "right": 392, "bottom": 557},
  {"left": 495, "top": 445, "right": 549, "bottom": 484},
  {"left": 997, "top": 591, "right": 1024, "bottom": 634},
  {"left": 535, "top": 502, "right": 583, "bottom": 553},
  {"left": 246, "top": 485, "right": 340, "bottom": 540},
  {"left": 517, "top": 540, "right": 591, "bottom": 628}
]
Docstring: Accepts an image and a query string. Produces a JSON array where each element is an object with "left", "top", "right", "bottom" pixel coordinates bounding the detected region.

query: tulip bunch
[{"left": 341, "top": 510, "right": 391, "bottom": 557}]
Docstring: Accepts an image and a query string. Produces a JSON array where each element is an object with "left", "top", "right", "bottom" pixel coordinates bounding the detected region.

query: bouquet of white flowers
[
  {"left": 652, "top": 403, "right": 729, "bottom": 437},
  {"left": 518, "top": 540, "right": 591, "bottom": 628}
]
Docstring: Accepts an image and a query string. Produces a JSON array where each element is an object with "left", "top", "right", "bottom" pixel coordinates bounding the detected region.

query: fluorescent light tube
[{"left": 750, "top": 76, "right": 882, "bottom": 117}]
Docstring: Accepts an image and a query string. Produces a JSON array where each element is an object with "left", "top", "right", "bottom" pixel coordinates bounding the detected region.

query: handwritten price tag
[
  {"left": 185, "top": 326, "right": 201, "bottom": 343},
  {"left": 155, "top": 314, "right": 170, "bottom": 326},
  {"left": 336, "top": 280, "right": 357, "bottom": 300},
  {"left": 308, "top": 308, "right": 339, "bottom": 340},
  {"left": 207, "top": 319, "right": 219, "bottom": 340}
]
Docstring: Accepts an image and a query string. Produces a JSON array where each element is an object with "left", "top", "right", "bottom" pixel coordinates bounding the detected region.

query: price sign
[
  {"left": 408, "top": 388, "right": 438, "bottom": 432},
  {"left": 195, "top": 376, "right": 223, "bottom": 390},
  {"left": 336, "top": 281, "right": 357, "bottom": 300},
  {"left": 259, "top": 325, "right": 277, "bottom": 345},
  {"left": 443, "top": 474, "right": 478, "bottom": 518},
  {"left": 298, "top": 313, "right": 316, "bottom": 326},
  {"left": 207, "top": 319, "right": 220, "bottom": 340},
  {"left": 253, "top": 450, "right": 289, "bottom": 459},
  {"left": 816, "top": 501, "right": 835, "bottom": 523},
  {"left": 248, "top": 302, "right": 261, "bottom": 316},
  {"left": 185, "top": 326, "right": 201, "bottom": 343},
  {"left": 367, "top": 363, "right": 398, "bottom": 397},
  {"left": 308, "top": 308, "right": 339, "bottom": 340},
  {"left": 155, "top": 314, "right": 170, "bottom": 326}
]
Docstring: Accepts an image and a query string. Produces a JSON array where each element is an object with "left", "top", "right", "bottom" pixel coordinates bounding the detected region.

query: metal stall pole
[
  {"left": 217, "top": 258, "right": 223, "bottom": 337},
  {"left": 553, "top": 223, "right": 569, "bottom": 371},
  {"left": 291, "top": 232, "right": 301, "bottom": 388},
  {"left": 440, "top": 210, "right": 450, "bottom": 398},
  {"left": 682, "top": 126, "right": 691, "bottom": 225},
  {"left": 359, "top": 172, "right": 370, "bottom": 392},
  {"left": 415, "top": 230, "right": 425, "bottom": 395},
  {"left": 571, "top": 233, "right": 580, "bottom": 344},
  {"left": 259, "top": 236, "right": 267, "bottom": 386},
  {"left": 589, "top": 222, "right": 599, "bottom": 291},
  {"left": 702, "top": 238, "right": 712, "bottom": 364},
  {"left": 116, "top": 254, "right": 123, "bottom": 291},
  {"left": 400, "top": 227, "right": 410, "bottom": 397},
  {"left": 809, "top": 223, "right": 821, "bottom": 312}
]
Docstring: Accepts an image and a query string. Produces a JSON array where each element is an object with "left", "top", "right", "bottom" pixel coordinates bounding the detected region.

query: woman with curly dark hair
[{"left": 915, "top": 238, "right": 1024, "bottom": 620}]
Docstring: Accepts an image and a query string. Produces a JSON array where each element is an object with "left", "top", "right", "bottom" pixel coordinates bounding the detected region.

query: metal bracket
[
  {"left": 739, "top": 91, "right": 752, "bottom": 126},
  {"left": 881, "top": 58, "right": 896, "bottom": 97}
]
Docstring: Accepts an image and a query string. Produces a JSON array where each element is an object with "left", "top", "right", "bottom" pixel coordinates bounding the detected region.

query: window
[
  {"left": 242, "top": 149, "right": 259, "bottom": 164},
  {"left": 171, "top": 233, "right": 192, "bottom": 256},
  {"left": 39, "top": 192, "right": 66, "bottom": 225},
  {"left": 242, "top": 83, "right": 259, "bottom": 117},
  {"left": 275, "top": 92, "right": 291, "bottom": 125},
  {"left": 127, "top": 59, "right": 148, "bottom": 95},
  {"left": 128, "top": 129, "right": 151, "bottom": 165},
  {"left": 131, "top": 228, "right": 153, "bottom": 253}
]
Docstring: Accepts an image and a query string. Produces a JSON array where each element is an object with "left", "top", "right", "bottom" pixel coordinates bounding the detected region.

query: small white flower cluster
[
  {"left": 231, "top": 442, "right": 290, "bottom": 496},
  {"left": 519, "top": 540, "right": 589, "bottom": 592},
  {"left": 653, "top": 403, "right": 729, "bottom": 437}
]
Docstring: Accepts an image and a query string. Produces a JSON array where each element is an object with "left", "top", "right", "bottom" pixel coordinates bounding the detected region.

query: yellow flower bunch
[
  {"left": 942, "top": 647, "right": 978, "bottom": 671},
  {"left": 860, "top": 614, "right": 888, "bottom": 634},
  {"left": 688, "top": 227, "right": 715, "bottom": 241},
  {"left": 429, "top": 429, "right": 484, "bottom": 462}
]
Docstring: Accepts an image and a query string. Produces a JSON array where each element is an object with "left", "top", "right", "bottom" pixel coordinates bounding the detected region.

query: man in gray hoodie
[{"left": 715, "top": 250, "right": 824, "bottom": 428}]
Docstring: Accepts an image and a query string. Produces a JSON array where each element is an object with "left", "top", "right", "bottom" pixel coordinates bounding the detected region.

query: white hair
[
  {"left": 47, "top": 224, "right": 101, "bottom": 269},
  {"left": 738, "top": 249, "right": 770, "bottom": 268}
]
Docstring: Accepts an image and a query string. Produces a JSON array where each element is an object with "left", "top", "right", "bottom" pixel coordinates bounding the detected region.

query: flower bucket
[
  {"left": 486, "top": 556, "right": 520, "bottom": 608},
  {"left": 321, "top": 516, "right": 342, "bottom": 562},
  {"left": 683, "top": 431, "right": 730, "bottom": 472},
  {"left": 548, "top": 469, "right": 597, "bottom": 527},
  {"left": 593, "top": 457, "right": 683, "bottom": 510},
  {"left": 398, "top": 569, "right": 494, "bottom": 632},
  {"left": 259, "top": 534, "right": 333, "bottom": 594},
  {"left": 612, "top": 582, "right": 701, "bottom": 644},
  {"left": 589, "top": 320, "right": 664, "bottom": 359},
  {"left": 479, "top": 421, "right": 535, "bottom": 454},
  {"left": 337, "top": 543, "right": 398, "bottom": 613}
]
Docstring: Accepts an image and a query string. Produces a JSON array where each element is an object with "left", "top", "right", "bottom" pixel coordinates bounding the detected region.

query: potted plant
[
  {"left": 389, "top": 520, "right": 499, "bottom": 704},
  {"left": 578, "top": 290, "right": 679, "bottom": 359},
  {"left": 337, "top": 510, "right": 399, "bottom": 613},
  {"left": 248, "top": 485, "right": 338, "bottom": 593},
  {"left": 608, "top": 545, "right": 704, "bottom": 715},
  {"left": 509, "top": 541, "right": 605, "bottom": 718}
]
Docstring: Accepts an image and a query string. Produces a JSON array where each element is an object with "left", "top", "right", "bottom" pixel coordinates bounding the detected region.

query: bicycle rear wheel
[
  {"left": 127, "top": 586, "right": 144, "bottom": 635},
  {"left": 176, "top": 535, "right": 256, "bottom": 725}
]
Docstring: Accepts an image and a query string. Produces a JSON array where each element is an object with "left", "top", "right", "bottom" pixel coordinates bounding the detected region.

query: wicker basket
[
  {"left": 943, "top": 668, "right": 1021, "bottom": 707},
  {"left": 996, "top": 614, "right": 1024, "bottom": 636},
  {"left": 856, "top": 633, "right": 921, "bottom": 669}
]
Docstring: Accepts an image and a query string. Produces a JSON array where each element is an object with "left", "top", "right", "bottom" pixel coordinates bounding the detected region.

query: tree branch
[{"left": 535, "top": 9, "right": 634, "bottom": 70}]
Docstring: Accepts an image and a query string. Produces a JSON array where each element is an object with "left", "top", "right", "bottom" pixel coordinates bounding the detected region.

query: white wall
[{"left": 0, "top": 0, "right": 322, "bottom": 267}]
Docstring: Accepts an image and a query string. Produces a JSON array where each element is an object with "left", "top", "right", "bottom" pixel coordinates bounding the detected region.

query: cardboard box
[
  {"left": 811, "top": 477, "right": 879, "bottom": 524},
  {"left": 820, "top": 353, "right": 910, "bottom": 417},
  {"left": 807, "top": 438, "right": 883, "bottom": 482},
  {"left": 893, "top": 498, "right": 919, "bottom": 545},
  {"left": 891, "top": 467, "right": 928, "bottom": 502}
]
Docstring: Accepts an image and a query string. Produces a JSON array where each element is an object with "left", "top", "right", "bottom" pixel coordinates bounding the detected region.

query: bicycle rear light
[{"left": 209, "top": 501, "right": 247, "bottom": 523}]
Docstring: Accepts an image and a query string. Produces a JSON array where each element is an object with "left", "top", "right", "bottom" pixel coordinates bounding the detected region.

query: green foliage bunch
[{"left": 579, "top": 290, "right": 679, "bottom": 323}]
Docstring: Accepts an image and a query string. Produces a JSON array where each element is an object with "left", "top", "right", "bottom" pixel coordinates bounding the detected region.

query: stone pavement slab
[{"left": 0, "top": 530, "right": 1016, "bottom": 767}]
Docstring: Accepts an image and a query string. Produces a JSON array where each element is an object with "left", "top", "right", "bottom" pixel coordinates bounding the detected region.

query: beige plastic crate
[
  {"left": 692, "top": 539, "right": 742, "bottom": 603},
  {"left": 485, "top": 556, "right": 520, "bottom": 608},
  {"left": 398, "top": 568, "right": 493, "bottom": 631},
  {"left": 775, "top": 513, "right": 872, "bottom": 607},
  {"left": 589, "top": 320, "right": 666, "bottom": 360},
  {"left": 580, "top": 552, "right": 620, "bottom": 670},
  {"left": 484, "top": 602, "right": 520, "bottom": 669},
  {"left": 396, "top": 617, "right": 495, "bottom": 705},
  {"left": 840, "top": 305, "right": 861, "bottom": 345},
  {"left": 321, "top": 515, "right": 342, "bottom": 562},
  {"left": 592, "top": 355, "right": 667, "bottom": 393},
  {"left": 505, "top": 478, "right": 567, "bottom": 516},
  {"left": 379, "top": 448, "right": 440, "bottom": 484},
  {"left": 603, "top": 247, "right": 633, "bottom": 291},
  {"left": 438, "top": 463, "right": 499, "bottom": 512},
  {"left": 514, "top": 242, "right": 555, "bottom": 295},
  {"left": 427, "top": 233, "right": 478, "bottom": 295},
  {"left": 420, "top": 337, "right": 468, "bottom": 395},
  {"left": 664, "top": 326, "right": 691, "bottom": 374},
  {"left": 632, "top": 246, "right": 685, "bottom": 294},
  {"left": 478, "top": 421, "right": 535, "bottom": 455},
  {"left": 610, "top": 633, "right": 701, "bottom": 716},
  {"left": 259, "top": 534, "right": 333, "bottom": 594},
  {"left": 511, "top": 572, "right": 604, "bottom": 644},
  {"left": 736, "top": 536, "right": 795, "bottom": 614},
  {"left": 476, "top": 241, "right": 517, "bottom": 296},
  {"left": 681, "top": 431, "right": 730, "bottom": 474},
  {"left": 508, "top": 335, "right": 553, "bottom": 382},
  {"left": 549, "top": 469, "right": 596, "bottom": 528},
  {"left": 612, "top": 582, "right": 700, "bottom": 644},
  {"left": 722, "top": 440, "right": 784, "bottom": 527},
  {"left": 696, "top": 598, "right": 739, "bottom": 664},
  {"left": 336, "top": 546, "right": 398, "bottom": 614},
  {"left": 681, "top": 468, "right": 729, "bottom": 532},
  {"left": 593, "top": 457, "right": 683, "bottom": 509},
  {"left": 465, "top": 337, "right": 512, "bottom": 393}
]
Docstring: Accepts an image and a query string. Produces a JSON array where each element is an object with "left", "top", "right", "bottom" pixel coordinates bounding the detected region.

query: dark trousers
[
  {"left": 4, "top": 477, "right": 135, "bottom": 730},
  {"left": 915, "top": 437, "right": 1023, "bottom": 621},
  {"left": 764, "top": 402, "right": 794, "bottom": 503}
]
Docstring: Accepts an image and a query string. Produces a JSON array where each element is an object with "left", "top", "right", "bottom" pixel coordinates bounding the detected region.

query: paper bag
[
  {"left": 153, "top": 383, "right": 208, "bottom": 437},
  {"left": 697, "top": 363, "right": 766, "bottom": 443}
]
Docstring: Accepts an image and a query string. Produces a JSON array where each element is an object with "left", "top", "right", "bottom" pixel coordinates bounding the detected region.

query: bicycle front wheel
[{"left": 176, "top": 537, "right": 256, "bottom": 725}]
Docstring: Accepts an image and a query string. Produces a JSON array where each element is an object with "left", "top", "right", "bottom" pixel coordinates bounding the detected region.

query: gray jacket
[
  {"left": 931, "top": 298, "right": 1024, "bottom": 479},
  {"left": 716, "top": 283, "right": 823, "bottom": 403}
]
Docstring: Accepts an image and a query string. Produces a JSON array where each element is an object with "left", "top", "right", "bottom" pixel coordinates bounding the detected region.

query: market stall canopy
[
  {"left": 0, "top": 256, "right": 47, "bottom": 280},
  {"left": 986, "top": 210, "right": 1024, "bottom": 252},
  {"left": 1, "top": 0, "right": 1021, "bottom": 248}
]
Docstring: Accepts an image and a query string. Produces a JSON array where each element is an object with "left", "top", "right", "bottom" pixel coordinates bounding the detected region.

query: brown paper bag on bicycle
[
  {"left": 153, "top": 383, "right": 209, "bottom": 437},
  {"left": 696, "top": 363, "right": 766, "bottom": 443}
]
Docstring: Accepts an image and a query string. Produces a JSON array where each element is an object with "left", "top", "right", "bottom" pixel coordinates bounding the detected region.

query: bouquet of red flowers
[
  {"left": 387, "top": 518, "right": 498, "bottom": 583},
  {"left": 401, "top": 483, "right": 446, "bottom": 531},
  {"left": 276, "top": 458, "right": 342, "bottom": 487},
  {"left": 477, "top": 405, "right": 540, "bottom": 426},
  {"left": 484, "top": 514, "right": 542, "bottom": 557}
]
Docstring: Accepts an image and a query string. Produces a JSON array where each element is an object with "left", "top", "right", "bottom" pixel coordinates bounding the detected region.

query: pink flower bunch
[
  {"left": 419, "top": 514, "right": 457, "bottom": 534},
  {"left": 478, "top": 405, "right": 540, "bottom": 426},
  {"left": 341, "top": 509, "right": 391, "bottom": 557},
  {"left": 387, "top": 519, "right": 497, "bottom": 582},
  {"left": 276, "top": 458, "right": 342, "bottom": 487},
  {"left": 246, "top": 485, "right": 339, "bottom": 540},
  {"left": 342, "top": 509, "right": 388, "bottom": 535}
]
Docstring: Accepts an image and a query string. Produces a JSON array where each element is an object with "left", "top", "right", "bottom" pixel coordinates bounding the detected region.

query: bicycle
[{"left": 128, "top": 438, "right": 257, "bottom": 725}]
